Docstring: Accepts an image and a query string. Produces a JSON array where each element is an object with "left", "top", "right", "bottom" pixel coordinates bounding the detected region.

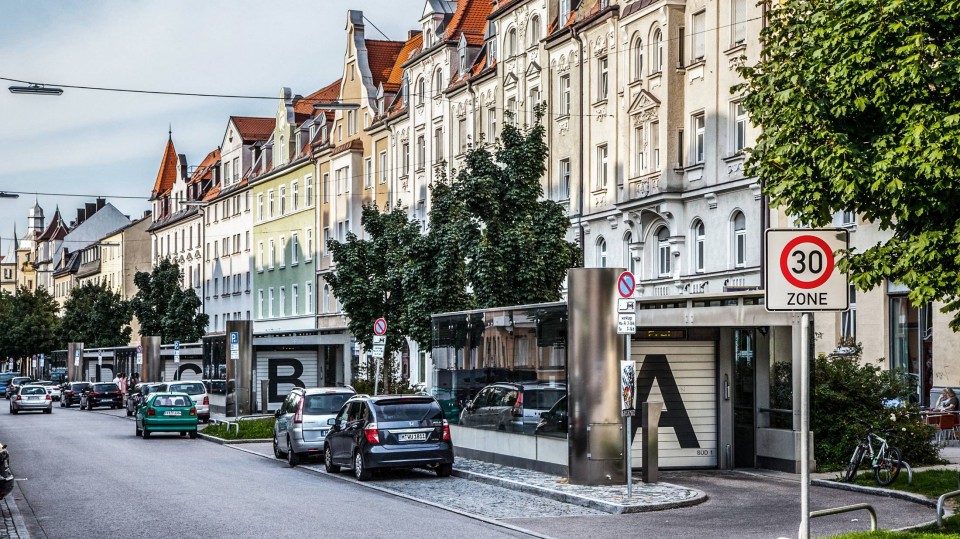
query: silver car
[
  {"left": 10, "top": 385, "right": 53, "bottom": 414},
  {"left": 161, "top": 381, "right": 210, "bottom": 422},
  {"left": 273, "top": 387, "right": 355, "bottom": 466}
]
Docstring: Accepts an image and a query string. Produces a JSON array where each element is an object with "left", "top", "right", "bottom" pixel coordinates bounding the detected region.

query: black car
[
  {"left": 0, "top": 442, "right": 12, "bottom": 499},
  {"left": 534, "top": 396, "right": 568, "bottom": 437},
  {"left": 80, "top": 382, "right": 122, "bottom": 410},
  {"left": 60, "top": 382, "right": 90, "bottom": 408},
  {"left": 323, "top": 395, "right": 454, "bottom": 481}
]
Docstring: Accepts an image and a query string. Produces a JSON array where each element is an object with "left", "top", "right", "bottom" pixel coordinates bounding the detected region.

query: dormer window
[
  {"left": 486, "top": 22, "right": 498, "bottom": 63},
  {"left": 458, "top": 38, "right": 467, "bottom": 77},
  {"left": 402, "top": 72, "right": 409, "bottom": 107},
  {"left": 560, "top": 0, "right": 571, "bottom": 27}
]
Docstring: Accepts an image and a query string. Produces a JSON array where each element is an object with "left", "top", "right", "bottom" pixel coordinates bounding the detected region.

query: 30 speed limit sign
[{"left": 765, "top": 229, "right": 849, "bottom": 311}]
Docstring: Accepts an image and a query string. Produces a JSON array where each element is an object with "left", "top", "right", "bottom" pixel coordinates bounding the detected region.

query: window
[
  {"left": 596, "top": 144, "right": 608, "bottom": 189},
  {"left": 694, "top": 113, "right": 706, "bottom": 164},
  {"left": 692, "top": 11, "right": 706, "bottom": 62},
  {"left": 678, "top": 26, "right": 685, "bottom": 67},
  {"left": 733, "top": 212, "right": 747, "bottom": 267},
  {"left": 732, "top": 0, "right": 747, "bottom": 44},
  {"left": 279, "top": 287, "right": 286, "bottom": 317},
  {"left": 558, "top": 158, "right": 571, "bottom": 200},
  {"left": 506, "top": 97, "right": 517, "bottom": 125},
  {"left": 291, "top": 232, "right": 299, "bottom": 265},
  {"left": 268, "top": 288, "right": 275, "bottom": 318},
  {"left": 624, "top": 231, "right": 636, "bottom": 275},
  {"left": 364, "top": 157, "right": 373, "bottom": 189},
  {"left": 416, "top": 134, "right": 425, "bottom": 170},
  {"left": 224, "top": 161, "right": 231, "bottom": 186},
  {"left": 306, "top": 228, "right": 313, "bottom": 260},
  {"left": 268, "top": 190, "right": 275, "bottom": 218},
  {"left": 291, "top": 181, "right": 299, "bottom": 211},
  {"left": 322, "top": 173, "right": 330, "bottom": 203},
  {"left": 434, "top": 68, "right": 443, "bottom": 97},
  {"left": 694, "top": 220, "right": 705, "bottom": 272},
  {"left": 322, "top": 285, "right": 330, "bottom": 313},
  {"left": 268, "top": 239, "right": 275, "bottom": 269},
  {"left": 402, "top": 143, "right": 410, "bottom": 174},
  {"left": 528, "top": 86, "right": 541, "bottom": 123},
  {"left": 245, "top": 231, "right": 250, "bottom": 251},
  {"left": 529, "top": 15, "right": 541, "bottom": 45},
  {"left": 458, "top": 118, "right": 467, "bottom": 153},
  {"left": 378, "top": 151, "right": 387, "bottom": 184},
  {"left": 306, "top": 282, "right": 314, "bottom": 314},
  {"left": 506, "top": 27, "right": 517, "bottom": 57},
  {"left": 233, "top": 157, "right": 240, "bottom": 183},
  {"left": 292, "top": 284, "right": 299, "bottom": 316},
  {"left": 306, "top": 175, "right": 314, "bottom": 207},
  {"left": 560, "top": 0, "right": 571, "bottom": 27},
  {"left": 841, "top": 210, "right": 856, "bottom": 226},
  {"left": 487, "top": 22, "right": 498, "bottom": 62},
  {"left": 652, "top": 29, "right": 663, "bottom": 73},
  {"left": 652, "top": 121, "right": 660, "bottom": 170},
  {"left": 323, "top": 227, "right": 330, "bottom": 255},
  {"left": 402, "top": 72, "right": 409, "bottom": 106},
  {"left": 433, "top": 127, "right": 443, "bottom": 160},
  {"left": 279, "top": 236, "right": 286, "bottom": 267},
  {"left": 634, "top": 124, "right": 646, "bottom": 174},
  {"left": 657, "top": 227, "right": 671, "bottom": 277},
  {"left": 279, "top": 186, "right": 287, "bottom": 215},
  {"left": 841, "top": 284, "right": 857, "bottom": 340},
  {"left": 598, "top": 56, "right": 609, "bottom": 100},
  {"left": 257, "top": 194, "right": 264, "bottom": 221},
  {"left": 487, "top": 108, "right": 497, "bottom": 139},
  {"left": 632, "top": 38, "right": 643, "bottom": 80},
  {"left": 734, "top": 102, "right": 748, "bottom": 153},
  {"left": 559, "top": 74, "right": 571, "bottom": 115},
  {"left": 458, "top": 40, "right": 467, "bottom": 76},
  {"left": 596, "top": 237, "right": 608, "bottom": 268}
]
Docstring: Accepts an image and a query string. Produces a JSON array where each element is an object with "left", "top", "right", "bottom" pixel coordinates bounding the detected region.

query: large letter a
[{"left": 630, "top": 354, "right": 700, "bottom": 448}]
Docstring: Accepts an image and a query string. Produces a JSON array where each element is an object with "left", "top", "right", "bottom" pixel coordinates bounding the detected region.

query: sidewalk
[{"left": 1, "top": 487, "right": 30, "bottom": 539}]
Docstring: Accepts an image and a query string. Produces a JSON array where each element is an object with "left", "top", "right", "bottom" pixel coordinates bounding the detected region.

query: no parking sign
[{"left": 765, "top": 229, "right": 849, "bottom": 312}]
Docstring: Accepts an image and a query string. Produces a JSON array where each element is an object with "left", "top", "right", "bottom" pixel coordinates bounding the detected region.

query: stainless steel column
[
  {"left": 67, "top": 342, "right": 83, "bottom": 382},
  {"left": 641, "top": 401, "right": 663, "bottom": 483},
  {"left": 568, "top": 268, "right": 626, "bottom": 485},
  {"left": 225, "top": 320, "right": 253, "bottom": 417},
  {"left": 141, "top": 336, "right": 161, "bottom": 382}
]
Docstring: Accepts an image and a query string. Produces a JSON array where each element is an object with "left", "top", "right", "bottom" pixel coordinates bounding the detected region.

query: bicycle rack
[
  {"left": 936, "top": 489, "right": 960, "bottom": 527},
  {"left": 900, "top": 460, "right": 913, "bottom": 485},
  {"left": 806, "top": 503, "right": 877, "bottom": 536}
]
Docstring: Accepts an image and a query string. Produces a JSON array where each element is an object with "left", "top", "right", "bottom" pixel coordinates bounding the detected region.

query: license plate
[
  {"left": 398, "top": 432, "right": 428, "bottom": 442},
  {"left": 163, "top": 411, "right": 182, "bottom": 416},
  {"left": 27, "top": 397, "right": 38, "bottom": 401}
]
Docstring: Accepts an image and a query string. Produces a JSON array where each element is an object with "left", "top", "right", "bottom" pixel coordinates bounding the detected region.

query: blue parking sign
[
  {"left": 174, "top": 340, "right": 180, "bottom": 351},
  {"left": 230, "top": 332, "right": 239, "bottom": 345}
]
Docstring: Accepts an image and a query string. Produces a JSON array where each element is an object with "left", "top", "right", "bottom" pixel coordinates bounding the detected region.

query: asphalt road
[{"left": 0, "top": 405, "right": 532, "bottom": 539}]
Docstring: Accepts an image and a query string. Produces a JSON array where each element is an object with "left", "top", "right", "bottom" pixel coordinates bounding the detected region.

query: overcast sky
[{"left": 0, "top": 0, "right": 422, "bottom": 257}]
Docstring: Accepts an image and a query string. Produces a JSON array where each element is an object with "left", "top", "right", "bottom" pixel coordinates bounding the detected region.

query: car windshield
[
  {"left": 152, "top": 395, "right": 191, "bottom": 407},
  {"left": 93, "top": 384, "right": 119, "bottom": 392},
  {"left": 372, "top": 400, "right": 443, "bottom": 422},
  {"left": 166, "top": 383, "right": 204, "bottom": 395},
  {"left": 21, "top": 387, "right": 46, "bottom": 396},
  {"left": 303, "top": 393, "right": 352, "bottom": 415}
]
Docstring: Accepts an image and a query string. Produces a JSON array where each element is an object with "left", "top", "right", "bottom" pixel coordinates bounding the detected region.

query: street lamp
[
  {"left": 0, "top": 192, "right": 19, "bottom": 199},
  {"left": 8, "top": 84, "right": 63, "bottom": 96},
  {"left": 313, "top": 100, "right": 360, "bottom": 111}
]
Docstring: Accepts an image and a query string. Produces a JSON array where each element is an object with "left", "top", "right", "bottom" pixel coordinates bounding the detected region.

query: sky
[{"left": 0, "top": 0, "right": 423, "bottom": 258}]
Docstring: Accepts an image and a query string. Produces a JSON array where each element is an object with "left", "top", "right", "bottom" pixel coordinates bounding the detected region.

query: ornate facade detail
[
  {"left": 558, "top": 118, "right": 569, "bottom": 134},
  {"left": 704, "top": 192, "right": 718, "bottom": 209}
]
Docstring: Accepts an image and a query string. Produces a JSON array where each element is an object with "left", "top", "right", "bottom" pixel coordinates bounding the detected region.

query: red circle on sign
[
  {"left": 617, "top": 271, "right": 636, "bottom": 299},
  {"left": 779, "top": 235, "right": 835, "bottom": 289},
  {"left": 374, "top": 318, "right": 387, "bottom": 335}
]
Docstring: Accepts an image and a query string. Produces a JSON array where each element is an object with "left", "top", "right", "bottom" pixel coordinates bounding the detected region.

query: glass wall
[
  {"left": 890, "top": 297, "right": 933, "bottom": 404},
  {"left": 431, "top": 304, "right": 568, "bottom": 437}
]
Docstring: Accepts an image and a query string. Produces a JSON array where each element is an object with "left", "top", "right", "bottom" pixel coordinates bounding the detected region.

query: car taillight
[
  {"left": 203, "top": 396, "right": 209, "bottom": 406},
  {"left": 442, "top": 419, "right": 451, "bottom": 441},
  {"left": 294, "top": 397, "right": 304, "bottom": 424},
  {"left": 14, "top": 395, "right": 20, "bottom": 401},
  {"left": 364, "top": 423, "right": 380, "bottom": 444},
  {"left": 45, "top": 394, "right": 51, "bottom": 401},
  {"left": 512, "top": 391, "right": 524, "bottom": 417},
  {"left": 147, "top": 408, "right": 155, "bottom": 416},
  {"left": 189, "top": 407, "right": 197, "bottom": 416},
  {"left": 91, "top": 391, "right": 100, "bottom": 396}
]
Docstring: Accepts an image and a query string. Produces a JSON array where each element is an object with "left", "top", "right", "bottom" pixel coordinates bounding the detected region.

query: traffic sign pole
[{"left": 799, "top": 313, "right": 811, "bottom": 539}]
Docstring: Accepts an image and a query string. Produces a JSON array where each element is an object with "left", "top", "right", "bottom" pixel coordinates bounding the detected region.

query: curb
[
  {"left": 811, "top": 479, "right": 937, "bottom": 507},
  {"left": 7, "top": 483, "right": 32, "bottom": 539},
  {"left": 196, "top": 433, "right": 271, "bottom": 445},
  {"left": 451, "top": 468, "right": 707, "bottom": 514}
]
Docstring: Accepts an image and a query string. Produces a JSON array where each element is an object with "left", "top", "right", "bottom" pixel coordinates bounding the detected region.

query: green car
[{"left": 135, "top": 392, "right": 199, "bottom": 439}]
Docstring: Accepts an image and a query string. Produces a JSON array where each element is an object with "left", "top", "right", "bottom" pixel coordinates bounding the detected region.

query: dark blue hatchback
[{"left": 323, "top": 395, "right": 454, "bottom": 481}]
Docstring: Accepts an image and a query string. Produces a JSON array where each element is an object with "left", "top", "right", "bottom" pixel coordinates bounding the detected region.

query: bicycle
[{"left": 844, "top": 420, "right": 902, "bottom": 486}]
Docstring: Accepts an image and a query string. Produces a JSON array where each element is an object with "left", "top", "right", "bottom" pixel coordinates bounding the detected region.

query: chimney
[
  {"left": 76, "top": 208, "right": 85, "bottom": 226},
  {"left": 409, "top": 30, "right": 422, "bottom": 40},
  {"left": 85, "top": 202, "right": 96, "bottom": 218},
  {"left": 143, "top": 210, "right": 152, "bottom": 219},
  {"left": 96, "top": 197, "right": 106, "bottom": 210}
]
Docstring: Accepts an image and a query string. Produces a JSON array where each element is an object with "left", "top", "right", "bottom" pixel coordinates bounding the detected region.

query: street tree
[
  {"left": 60, "top": 281, "right": 132, "bottom": 348},
  {"left": 131, "top": 258, "right": 209, "bottom": 343},
  {"left": 0, "top": 286, "right": 61, "bottom": 363},
  {"left": 737, "top": 0, "right": 960, "bottom": 325}
]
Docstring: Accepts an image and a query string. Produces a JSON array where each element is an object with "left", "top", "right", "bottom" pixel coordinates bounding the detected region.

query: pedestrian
[
  {"left": 112, "top": 371, "right": 120, "bottom": 387},
  {"left": 117, "top": 373, "right": 127, "bottom": 406},
  {"left": 935, "top": 388, "right": 959, "bottom": 412}
]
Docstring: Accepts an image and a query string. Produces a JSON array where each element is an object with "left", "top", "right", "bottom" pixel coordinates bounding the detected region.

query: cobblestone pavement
[{"left": 1, "top": 490, "right": 29, "bottom": 539}]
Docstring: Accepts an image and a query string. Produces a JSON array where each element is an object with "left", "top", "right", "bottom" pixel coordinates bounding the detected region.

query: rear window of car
[
  {"left": 21, "top": 387, "right": 46, "bottom": 396},
  {"left": 13, "top": 378, "right": 31, "bottom": 385},
  {"left": 303, "top": 393, "right": 352, "bottom": 415},
  {"left": 152, "top": 395, "right": 191, "bottom": 407},
  {"left": 166, "top": 383, "right": 204, "bottom": 395},
  {"left": 372, "top": 399, "right": 443, "bottom": 422},
  {"left": 70, "top": 383, "right": 88, "bottom": 391},
  {"left": 524, "top": 389, "right": 566, "bottom": 410},
  {"left": 93, "top": 384, "right": 119, "bottom": 392}
]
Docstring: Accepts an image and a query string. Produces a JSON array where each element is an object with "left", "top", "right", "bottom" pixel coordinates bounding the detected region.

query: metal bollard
[
  {"left": 261, "top": 380, "right": 269, "bottom": 414},
  {"left": 641, "top": 401, "right": 663, "bottom": 483}
]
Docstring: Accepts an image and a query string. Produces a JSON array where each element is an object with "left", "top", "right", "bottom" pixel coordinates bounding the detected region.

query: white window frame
[
  {"left": 378, "top": 151, "right": 387, "bottom": 184},
  {"left": 291, "top": 181, "right": 299, "bottom": 211},
  {"left": 279, "top": 286, "right": 285, "bottom": 317},
  {"left": 733, "top": 102, "right": 748, "bottom": 153},
  {"left": 291, "top": 284, "right": 299, "bottom": 316},
  {"left": 733, "top": 212, "right": 747, "bottom": 268},
  {"left": 364, "top": 157, "right": 373, "bottom": 189},
  {"left": 306, "top": 175, "right": 314, "bottom": 207},
  {"left": 268, "top": 287, "right": 275, "bottom": 318},
  {"left": 694, "top": 113, "right": 706, "bottom": 164},
  {"left": 257, "top": 242, "right": 264, "bottom": 271},
  {"left": 257, "top": 194, "right": 264, "bottom": 222},
  {"left": 558, "top": 158, "right": 571, "bottom": 200},
  {"left": 732, "top": 0, "right": 747, "bottom": 45},
  {"left": 694, "top": 221, "right": 706, "bottom": 273},
  {"left": 306, "top": 281, "right": 314, "bottom": 314},
  {"left": 596, "top": 144, "right": 608, "bottom": 189},
  {"left": 268, "top": 189, "right": 275, "bottom": 218},
  {"left": 291, "top": 232, "right": 299, "bottom": 265},
  {"left": 651, "top": 121, "right": 660, "bottom": 170},
  {"left": 692, "top": 11, "right": 706, "bottom": 62},
  {"left": 652, "top": 29, "right": 663, "bottom": 73},
  {"left": 305, "top": 227, "right": 314, "bottom": 261},
  {"left": 657, "top": 227, "right": 671, "bottom": 277},
  {"left": 268, "top": 239, "right": 275, "bottom": 270},
  {"left": 598, "top": 56, "right": 609, "bottom": 101},
  {"left": 559, "top": 74, "right": 571, "bottom": 116},
  {"left": 596, "top": 237, "right": 607, "bottom": 268}
]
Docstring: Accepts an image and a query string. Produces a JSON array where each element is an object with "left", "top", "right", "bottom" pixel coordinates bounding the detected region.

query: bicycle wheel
[
  {"left": 874, "top": 446, "right": 902, "bottom": 486},
  {"left": 844, "top": 445, "right": 864, "bottom": 482}
]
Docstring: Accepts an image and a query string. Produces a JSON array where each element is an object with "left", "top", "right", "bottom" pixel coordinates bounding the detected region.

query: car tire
[
  {"left": 324, "top": 446, "right": 340, "bottom": 473},
  {"left": 436, "top": 463, "right": 453, "bottom": 477},
  {"left": 44, "top": 408, "right": 52, "bottom": 415},
  {"left": 353, "top": 451, "right": 371, "bottom": 481},
  {"left": 188, "top": 431, "right": 197, "bottom": 439},
  {"left": 64, "top": 401, "right": 71, "bottom": 408},
  {"left": 180, "top": 431, "right": 186, "bottom": 437},
  {"left": 273, "top": 437, "right": 286, "bottom": 459},
  {"left": 135, "top": 424, "right": 142, "bottom": 437},
  {"left": 126, "top": 408, "right": 132, "bottom": 417},
  {"left": 287, "top": 438, "right": 301, "bottom": 467},
  {"left": 142, "top": 429, "right": 151, "bottom": 439}
]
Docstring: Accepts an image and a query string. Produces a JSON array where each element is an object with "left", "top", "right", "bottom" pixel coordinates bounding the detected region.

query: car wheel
[
  {"left": 324, "top": 446, "right": 341, "bottom": 473},
  {"left": 353, "top": 451, "right": 371, "bottom": 481},
  {"left": 44, "top": 408, "right": 52, "bottom": 414},
  {"left": 180, "top": 431, "right": 187, "bottom": 437},
  {"left": 273, "top": 436, "right": 286, "bottom": 459},
  {"left": 142, "top": 429, "right": 151, "bottom": 439},
  {"left": 135, "top": 424, "right": 142, "bottom": 437},
  {"left": 287, "top": 438, "right": 300, "bottom": 467},
  {"left": 188, "top": 431, "right": 197, "bottom": 439},
  {"left": 64, "top": 401, "right": 71, "bottom": 408},
  {"left": 436, "top": 463, "right": 452, "bottom": 478}
]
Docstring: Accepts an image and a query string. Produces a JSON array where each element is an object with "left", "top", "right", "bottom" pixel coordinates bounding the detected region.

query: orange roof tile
[
  {"left": 231, "top": 116, "right": 275, "bottom": 142},
  {"left": 295, "top": 79, "right": 342, "bottom": 116},
  {"left": 151, "top": 136, "right": 179, "bottom": 198},
  {"left": 365, "top": 39, "right": 408, "bottom": 90},
  {"left": 444, "top": 0, "right": 492, "bottom": 43},
  {"left": 202, "top": 184, "right": 221, "bottom": 202},
  {"left": 382, "top": 33, "right": 423, "bottom": 92},
  {"left": 189, "top": 148, "right": 221, "bottom": 184}
]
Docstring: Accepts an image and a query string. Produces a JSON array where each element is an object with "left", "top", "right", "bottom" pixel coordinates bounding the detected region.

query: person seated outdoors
[{"left": 934, "top": 388, "right": 959, "bottom": 412}]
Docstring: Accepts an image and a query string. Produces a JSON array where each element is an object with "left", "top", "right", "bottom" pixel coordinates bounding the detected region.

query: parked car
[
  {"left": 80, "top": 382, "right": 122, "bottom": 410},
  {"left": 34, "top": 380, "right": 61, "bottom": 401},
  {"left": 161, "top": 381, "right": 210, "bottom": 423},
  {"left": 206, "top": 379, "right": 226, "bottom": 395},
  {"left": 135, "top": 392, "right": 199, "bottom": 439},
  {"left": 126, "top": 383, "right": 164, "bottom": 416},
  {"left": 534, "top": 396, "right": 568, "bottom": 436},
  {"left": 10, "top": 385, "right": 53, "bottom": 414},
  {"left": 0, "top": 442, "right": 12, "bottom": 499},
  {"left": 0, "top": 373, "right": 21, "bottom": 398},
  {"left": 323, "top": 395, "right": 454, "bottom": 481},
  {"left": 60, "top": 382, "right": 90, "bottom": 408},
  {"left": 5, "top": 377, "right": 32, "bottom": 400},
  {"left": 273, "top": 387, "right": 356, "bottom": 466},
  {"left": 458, "top": 382, "right": 566, "bottom": 434}
]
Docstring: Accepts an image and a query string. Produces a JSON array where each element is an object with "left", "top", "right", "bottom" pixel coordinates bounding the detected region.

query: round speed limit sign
[{"left": 765, "top": 229, "right": 849, "bottom": 311}]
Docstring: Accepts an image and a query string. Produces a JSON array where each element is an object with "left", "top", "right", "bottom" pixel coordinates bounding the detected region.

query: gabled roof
[
  {"left": 366, "top": 39, "right": 409, "bottom": 90},
  {"left": 382, "top": 33, "right": 424, "bottom": 93},
  {"left": 151, "top": 135, "right": 179, "bottom": 198},
  {"left": 231, "top": 117, "right": 275, "bottom": 142},
  {"left": 37, "top": 207, "right": 68, "bottom": 242},
  {"left": 189, "top": 148, "right": 221, "bottom": 185},
  {"left": 443, "top": 0, "right": 492, "bottom": 43},
  {"left": 294, "top": 79, "right": 343, "bottom": 116}
]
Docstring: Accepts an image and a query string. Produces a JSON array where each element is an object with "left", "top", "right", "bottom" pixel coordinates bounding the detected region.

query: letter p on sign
[{"left": 765, "top": 229, "right": 849, "bottom": 312}]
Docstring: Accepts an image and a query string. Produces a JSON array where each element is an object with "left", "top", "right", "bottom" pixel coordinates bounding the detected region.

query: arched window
[
  {"left": 596, "top": 237, "right": 608, "bottom": 268},
  {"left": 416, "top": 77, "right": 425, "bottom": 106},
  {"left": 733, "top": 212, "right": 747, "bottom": 267},
  {"left": 434, "top": 68, "right": 443, "bottom": 97},
  {"left": 322, "top": 285, "right": 330, "bottom": 313},
  {"left": 693, "top": 220, "right": 706, "bottom": 272},
  {"left": 506, "top": 27, "right": 517, "bottom": 57},
  {"left": 652, "top": 28, "right": 663, "bottom": 73},
  {"left": 623, "top": 231, "right": 636, "bottom": 275},
  {"left": 529, "top": 16, "right": 541, "bottom": 45},
  {"left": 632, "top": 37, "right": 643, "bottom": 80},
  {"left": 657, "top": 227, "right": 671, "bottom": 277}
]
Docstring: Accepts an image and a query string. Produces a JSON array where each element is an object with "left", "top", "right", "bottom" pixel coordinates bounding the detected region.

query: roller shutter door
[{"left": 255, "top": 351, "right": 318, "bottom": 412}]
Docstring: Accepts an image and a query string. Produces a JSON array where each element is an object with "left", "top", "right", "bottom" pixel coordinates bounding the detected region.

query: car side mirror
[
  {"left": 274, "top": 410, "right": 282, "bottom": 418},
  {"left": 465, "top": 401, "right": 474, "bottom": 411},
  {"left": 327, "top": 418, "right": 336, "bottom": 426}
]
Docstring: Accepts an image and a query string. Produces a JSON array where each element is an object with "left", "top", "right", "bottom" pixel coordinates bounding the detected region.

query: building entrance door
[{"left": 733, "top": 329, "right": 756, "bottom": 468}]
